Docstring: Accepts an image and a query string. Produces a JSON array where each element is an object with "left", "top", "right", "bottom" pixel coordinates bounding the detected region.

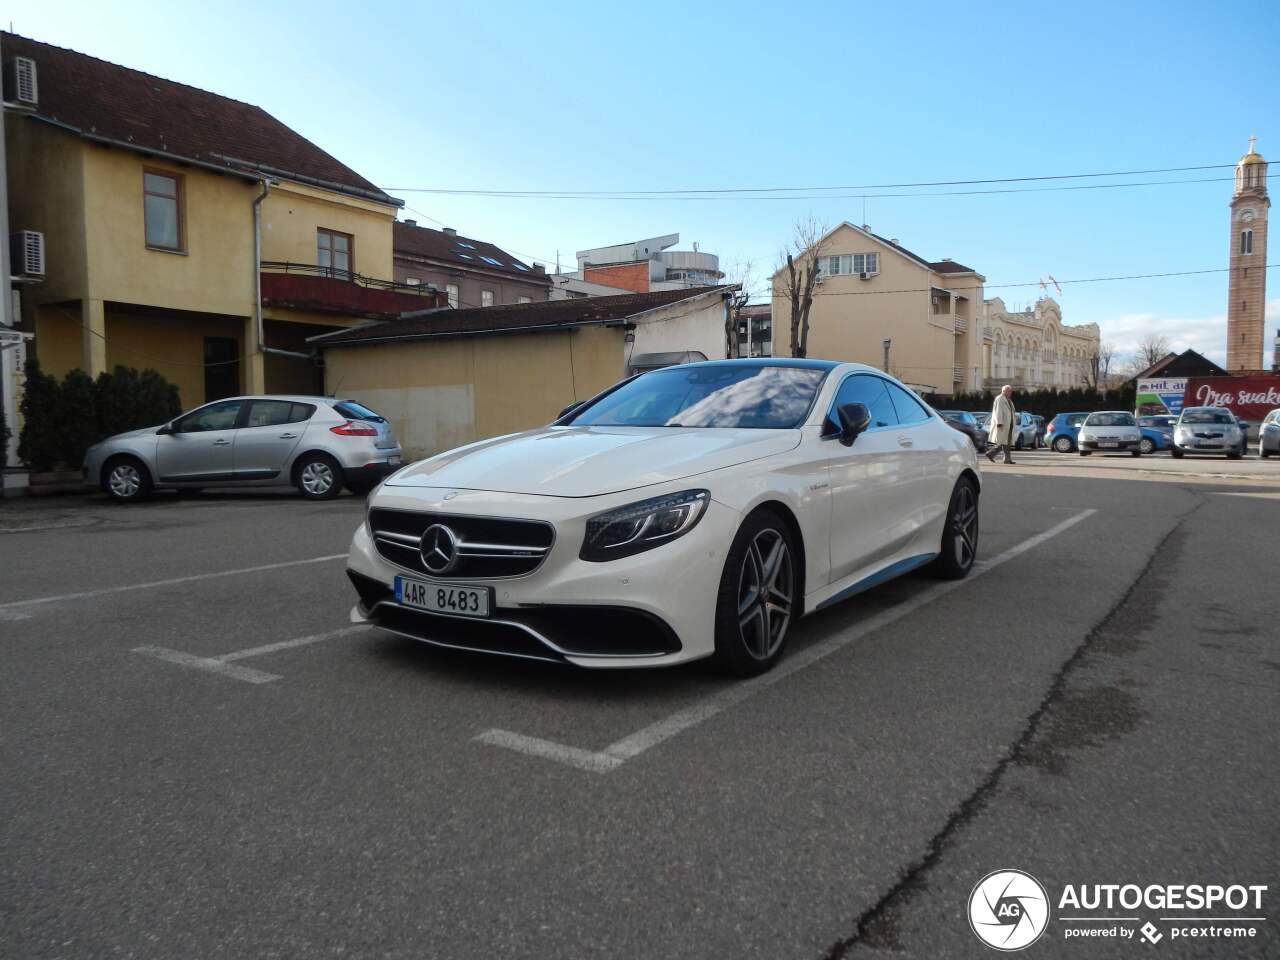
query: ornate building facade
[
  {"left": 982, "top": 296, "right": 1100, "bottom": 390},
  {"left": 1226, "top": 138, "right": 1268, "bottom": 372}
]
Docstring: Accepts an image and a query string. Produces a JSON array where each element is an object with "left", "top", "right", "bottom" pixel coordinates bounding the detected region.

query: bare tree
[
  {"left": 722, "top": 260, "right": 754, "bottom": 359},
  {"left": 1133, "top": 334, "right": 1172, "bottom": 373},
  {"left": 777, "top": 216, "right": 830, "bottom": 358},
  {"left": 1089, "top": 341, "right": 1115, "bottom": 388}
]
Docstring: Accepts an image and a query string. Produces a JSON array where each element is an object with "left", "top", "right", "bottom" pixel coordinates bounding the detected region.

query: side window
[
  {"left": 245, "top": 400, "right": 315, "bottom": 428},
  {"left": 883, "top": 381, "right": 931, "bottom": 425},
  {"left": 176, "top": 400, "right": 243, "bottom": 433},
  {"left": 827, "top": 375, "right": 898, "bottom": 433}
]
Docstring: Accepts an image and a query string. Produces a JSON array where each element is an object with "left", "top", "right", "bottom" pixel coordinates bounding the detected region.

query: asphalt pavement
[{"left": 1, "top": 456, "right": 1276, "bottom": 959}]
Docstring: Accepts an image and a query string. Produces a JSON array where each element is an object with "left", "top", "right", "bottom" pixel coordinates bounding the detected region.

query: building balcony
[
  {"left": 260, "top": 261, "right": 445, "bottom": 319},
  {"left": 953, "top": 365, "right": 964, "bottom": 383},
  {"left": 982, "top": 325, "right": 993, "bottom": 341},
  {"left": 954, "top": 316, "right": 968, "bottom": 333}
]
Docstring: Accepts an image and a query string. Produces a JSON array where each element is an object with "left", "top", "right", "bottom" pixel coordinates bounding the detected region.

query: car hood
[
  {"left": 103, "top": 426, "right": 163, "bottom": 444},
  {"left": 385, "top": 426, "right": 802, "bottom": 498}
]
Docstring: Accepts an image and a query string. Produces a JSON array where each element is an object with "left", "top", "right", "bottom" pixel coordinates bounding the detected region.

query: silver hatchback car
[
  {"left": 1259, "top": 408, "right": 1280, "bottom": 459},
  {"left": 84, "top": 395, "right": 403, "bottom": 502}
]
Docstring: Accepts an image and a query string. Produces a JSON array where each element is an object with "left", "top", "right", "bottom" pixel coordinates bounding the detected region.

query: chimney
[
  {"left": 404, "top": 219, "right": 417, "bottom": 227},
  {"left": 443, "top": 227, "right": 457, "bottom": 236},
  {"left": 532, "top": 263, "right": 545, "bottom": 274},
  {"left": 1273, "top": 327, "right": 1280, "bottom": 372},
  {"left": 890, "top": 238, "right": 899, "bottom": 245}
]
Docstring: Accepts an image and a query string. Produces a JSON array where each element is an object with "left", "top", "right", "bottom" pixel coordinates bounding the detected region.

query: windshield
[
  {"left": 1085, "top": 412, "right": 1135, "bottom": 427},
  {"left": 334, "top": 401, "right": 386, "bottom": 423},
  {"left": 568, "top": 364, "right": 829, "bottom": 429},
  {"left": 1181, "top": 409, "right": 1233, "bottom": 424}
]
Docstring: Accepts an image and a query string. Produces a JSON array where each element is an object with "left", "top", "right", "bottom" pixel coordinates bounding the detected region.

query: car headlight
[{"left": 580, "top": 489, "right": 710, "bottom": 562}]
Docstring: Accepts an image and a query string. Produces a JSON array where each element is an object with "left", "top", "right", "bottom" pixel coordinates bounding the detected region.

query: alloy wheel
[
  {"left": 1139, "top": 438, "right": 1155, "bottom": 455},
  {"left": 300, "top": 461, "right": 334, "bottom": 495},
  {"left": 950, "top": 483, "right": 979, "bottom": 570},
  {"left": 737, "top": 528, "right": 794, "bottom": 661},
  {"left": 108, "top": 463, "right": 141, "bottom": 498},
  {"left": 1054, "top": 436, "right": 1072, "bottom": 453}
]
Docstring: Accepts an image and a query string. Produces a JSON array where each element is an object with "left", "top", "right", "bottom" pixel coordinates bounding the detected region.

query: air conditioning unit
[
  {"left": 4, "top": 56, "right": 38, "bottom": 107},
  {"left": 859, "top": 271, "right": 870, "bottom": 280},
  {"left": 10, "top": 231, "right": 45, "bottom": 277},
  {"left": 814, "top": 274, "right": 824, "bottom": 285}
]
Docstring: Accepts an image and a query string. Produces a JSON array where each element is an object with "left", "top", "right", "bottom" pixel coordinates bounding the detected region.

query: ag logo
[{"left": 968, "top": 869, "right": 1050, "bottom": 951}]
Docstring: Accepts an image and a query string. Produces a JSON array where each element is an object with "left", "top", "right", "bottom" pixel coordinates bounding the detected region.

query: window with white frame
[
  {"left": 446, "top": 284, "right": 459, "bottom": 308},
  {"left": 481, "top": 289, "right": 494, "bottom": 307},
  {"left": 517, "top": 296, "right": 532, "bottom": 303},
  {"left": 820, "top": 252, "right": 879, "bottom": 277},
  {"left": 404, "top": 276, "right": 421, "bottom": 286}
]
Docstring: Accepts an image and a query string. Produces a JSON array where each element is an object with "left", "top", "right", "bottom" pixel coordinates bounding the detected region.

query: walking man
[{"left": 986, "top": 385, "right": 1017, "bottom": 464}]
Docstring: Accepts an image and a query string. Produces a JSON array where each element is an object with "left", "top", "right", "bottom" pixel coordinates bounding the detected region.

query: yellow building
[
  {"left": 771, "top": 223, "right": 986, "bottom": 396},
  {"left": 3, "top": 32, "right": 438, "bottom": 409}
]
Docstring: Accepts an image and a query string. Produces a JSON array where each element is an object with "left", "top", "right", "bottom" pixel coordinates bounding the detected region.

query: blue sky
[{"left": 11, "top": 0, "right": 1278, "bottom": 365}]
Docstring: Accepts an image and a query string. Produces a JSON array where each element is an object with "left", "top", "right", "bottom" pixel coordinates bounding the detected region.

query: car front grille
[{"left": 368, "top": 508, "right": 555, "bottom": 579}]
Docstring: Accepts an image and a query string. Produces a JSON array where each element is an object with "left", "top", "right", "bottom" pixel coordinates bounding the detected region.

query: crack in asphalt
[{"left": 820, "top": 494, "right": 1206, "bottom": 959}]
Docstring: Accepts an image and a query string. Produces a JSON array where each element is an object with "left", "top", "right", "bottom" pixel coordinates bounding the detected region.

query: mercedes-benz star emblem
[{"left": 420, "top": 523, "right": 460, "bottom": 575}]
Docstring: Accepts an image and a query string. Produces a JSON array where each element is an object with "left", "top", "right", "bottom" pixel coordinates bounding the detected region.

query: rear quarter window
[{"left": 333, "top": 401, "right": 386, "bottom": 423}]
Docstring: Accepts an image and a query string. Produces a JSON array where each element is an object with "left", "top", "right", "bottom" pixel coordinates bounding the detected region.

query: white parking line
[
  {"left": 476, "top": 508, "right": 1098, "bottom": 773},
  {"left": 132, "top": 646, "right": 282, "bottom": 684},
  {"left": 0, "top": 554, "right": 347, "bottom": 611},
  {"left": 132, "top": 625, "right": 370, "bottom": 683}
]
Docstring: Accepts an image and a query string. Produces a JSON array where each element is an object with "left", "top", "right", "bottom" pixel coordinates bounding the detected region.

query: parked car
[
  {"left": 1234, "top": 416, "right": 1252, "bottom": 456},
  {"left": 1136, "top": 415, "right": 1177, "bottom": 455},
  {"left": 346, "top": 359, "right": 981, "bottom": 676},
  {"left": 938, "top": 410, "right": 988, "bottom": 451},
  {"left": 84, "top": 395, "right": 402, "bottom": 502},
  {"left": 1045, "top": 412, "right": 1089, "bottom": 452},
  {"left": 1078, "top": 410, "right": 1141, "bottom": 456},
  {"left": 1030, "top": 414, "right": 1046, "bottom": 448},
  {"left": 1012, "top": 411, "right": 1038, "bottom": 450},
  {"left": 1170, "top": 406, "right": 1244, "bottom": 459},
  {"left": 1260, "top": 408, "right": 1280, "bottom": 458}
]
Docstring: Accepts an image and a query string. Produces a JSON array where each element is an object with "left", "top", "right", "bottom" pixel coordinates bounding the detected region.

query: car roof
[
  {"left": 209, "top": 394, "right": 338, "bottom": 404},
  {"left": 1179, "top": 405, "right": 1230, "bottom": 413},
  {"left": 678, "top": 357, "right": 843, "bottom": 372}
]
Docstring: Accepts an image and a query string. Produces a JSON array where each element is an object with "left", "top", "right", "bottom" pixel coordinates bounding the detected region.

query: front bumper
[
  {"left": 1079, "top": 438, "right": 1139, "bottom": 451},
  {"left": 345, "top": 487, "right": 740, "bottom": 668}
]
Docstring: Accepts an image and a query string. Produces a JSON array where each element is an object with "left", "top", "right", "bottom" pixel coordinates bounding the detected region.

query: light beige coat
[{"left": 988, "top": 394, "right": 1016, "bottom": 445}]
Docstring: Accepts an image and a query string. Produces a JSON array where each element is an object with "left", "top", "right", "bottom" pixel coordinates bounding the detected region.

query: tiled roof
[
  {"left": 1133, "top": 349, "right": 1229, "bottom": 380},
  {"left": 312, "top": 287, "right": 727, "bottom": 346},
  {"left": 928, "top": 259, "right": 978, "bottom": 274},
  {"left": 1, "top": 32, "right": 396, "bottom": 205},
  {"left": 393, "top": 222, "right": 550, "bottom": 284}
]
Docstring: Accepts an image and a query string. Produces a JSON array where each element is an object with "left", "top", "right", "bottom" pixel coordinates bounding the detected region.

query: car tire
[
  {"left": 1171, "top": 446, "right": 1184, "bottom": 459},
  {"left": 347, "top": 479, "right": 377, "bottom": 497},
  {"left": 1131, "top": 449, "right": 1141, "bottom": 458},
  {"left": 1053, "top": 435, "right": 1073, "bottom": 453},
  {"left": 929, "top": 476, "right": 979, "bottom": 580},
  {"left": 1079, "top": 450, "right": 1091, "bottom": 456},
  {"left": 1228, "top": 451, "right": 1243, "bottom": 460},
  {"left": 1014, "top": 435, "right": 1024, "bottom": 450},
  {"left": 294, "top": 453, "right": 345, "bottom": 500},
  {"left": 1262, "top": 447, "right": 1272, "bottom": 459},
  {"left": 102, "top": 456, "right": 153, "bottom": 503},
  {"left": 712, "top": 509, "right": 799, "bottom": 677},
  {"left": 1139, "top": 438, "right": 1155, "bottom": 455}
]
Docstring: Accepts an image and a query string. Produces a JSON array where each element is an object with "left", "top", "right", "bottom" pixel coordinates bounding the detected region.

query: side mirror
[
  {"left": 157, "top": 422, "right": 174, "bottom": 436},
  {"left": 836, "top": 402, "right": 871, "bottom": 446}
]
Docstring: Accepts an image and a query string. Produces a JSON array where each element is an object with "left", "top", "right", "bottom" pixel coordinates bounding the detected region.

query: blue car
[
  {"left": 1045, "top": 412, "right": 1089, "bottom": 452},
  {"left": 1137, "top": 415, "right": 1176, "bottom": 455}
]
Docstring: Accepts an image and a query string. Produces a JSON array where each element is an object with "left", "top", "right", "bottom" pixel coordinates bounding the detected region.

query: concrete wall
[
  {"left": 103, "top": 306, "right": 245, "bottom": 408},
  {"left": 320, "top": 325, "right": 627, "bottom": 459},
  {"left": 630, "top": 293, "right": 727, "bottom": 362}
]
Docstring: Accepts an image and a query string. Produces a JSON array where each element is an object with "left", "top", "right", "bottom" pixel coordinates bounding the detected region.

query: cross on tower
[{"left": 1248, "top": 134, "right": 1257, "bottom": 154}]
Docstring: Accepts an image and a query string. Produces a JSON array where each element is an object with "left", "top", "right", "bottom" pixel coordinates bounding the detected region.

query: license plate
[
  {"left": 1099, "top": 441, "right": 1119, "bottom": 448},
  {"left": 395, "top": 577, "right": 491, "bottom": 618}
]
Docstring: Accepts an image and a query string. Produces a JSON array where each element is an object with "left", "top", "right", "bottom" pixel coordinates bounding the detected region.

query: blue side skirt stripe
[{"left": 815, "top": 552, "right": 938, "bottom": 610}]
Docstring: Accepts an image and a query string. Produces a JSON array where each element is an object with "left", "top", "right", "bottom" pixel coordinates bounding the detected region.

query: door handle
[
  {"left": 898, "top": 436, "right": 913, "bottom": 447},
  {"left": 278, "top": 433, "right": 298, "bottom": 439},
  {"left": 213, "top": 439, "right": 231, "bottom": 446}
]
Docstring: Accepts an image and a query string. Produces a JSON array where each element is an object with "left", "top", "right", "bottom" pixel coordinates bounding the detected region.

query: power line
[
  {"left": 779, "top": 264, "right": 1280, "bottom": 299},
  {"left": 383, "top": 162, "right": 1241, "bottom": 197},
  {"left": 384, "top": 175, "right": 1266, "bottom": 203}
]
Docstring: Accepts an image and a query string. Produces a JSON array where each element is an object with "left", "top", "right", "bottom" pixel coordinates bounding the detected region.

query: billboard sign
[
  {"left": 1183, "top": 375, "right": 1280, "bottom": 421},
  {"left": 1136, "top": 377, "right": 1188, "bottom": 416}
]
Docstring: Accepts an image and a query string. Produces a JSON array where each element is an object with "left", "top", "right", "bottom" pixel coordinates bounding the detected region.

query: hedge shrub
[{"left": 17, "top": 360, "right": 183, "bottom": 471}]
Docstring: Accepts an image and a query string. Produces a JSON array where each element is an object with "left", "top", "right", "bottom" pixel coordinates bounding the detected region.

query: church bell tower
[{"left": 1226, "top": 137, "right": 1268, "bottom": 372}]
